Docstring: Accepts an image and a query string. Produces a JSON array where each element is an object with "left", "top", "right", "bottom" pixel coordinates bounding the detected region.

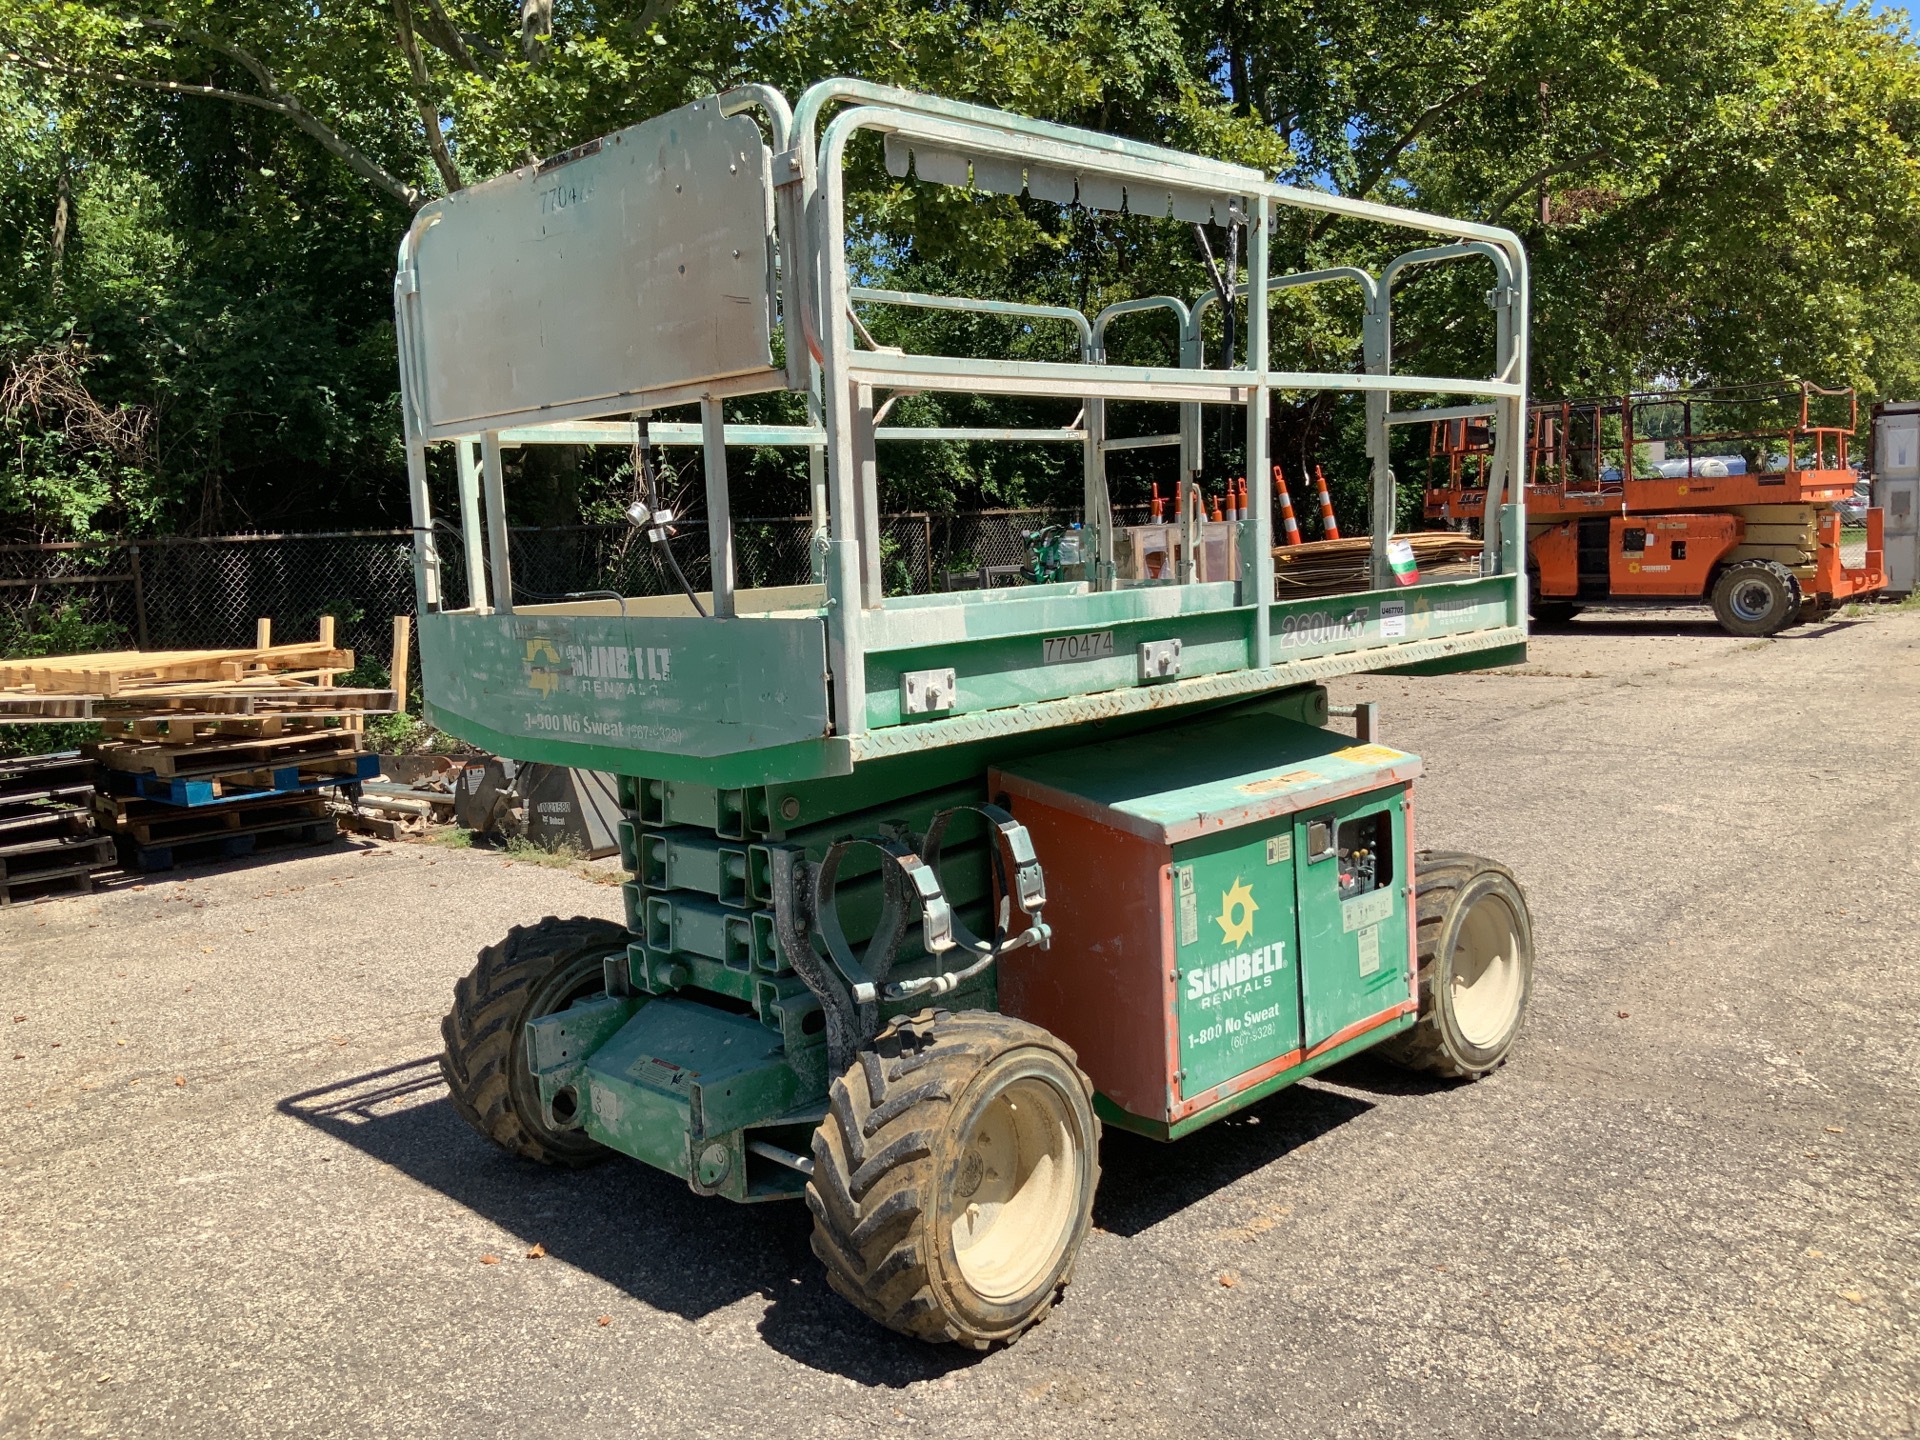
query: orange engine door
[
  {"left": 1529, "top": 522, "right": 1581, "bottom": 597},
  {"left": 1611, "top": 514, "right": 1741, "bottom": 597}
]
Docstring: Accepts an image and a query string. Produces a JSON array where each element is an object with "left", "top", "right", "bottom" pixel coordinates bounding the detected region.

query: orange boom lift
[{"left": 1424, "top": 382, "right": 1885, "bottom": 636}]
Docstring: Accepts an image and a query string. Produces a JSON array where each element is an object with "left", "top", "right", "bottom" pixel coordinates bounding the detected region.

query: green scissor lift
[{"left": 394, "top": 79, "right": 1539, "bottom": 1347}]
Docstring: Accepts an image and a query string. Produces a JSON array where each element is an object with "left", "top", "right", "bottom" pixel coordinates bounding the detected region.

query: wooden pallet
[
  {"left": 100, "top": 753, "right": 379, "bottom": 807},
  {"left": 0, "top": 688, "right": 397, "bottom": 723},
  {"left": 104, "top": 713, "right": 355, "bottom": 744},
  {"left": 115, "top": 813, "right": 340, "bottom": 873},
  {"left": 89, "top": 728, "right": 365, "bottom": 778},
  {"left": 0, "top": 752, "right": 97, "bottom": 808},
  {"left": 0, "top": 618, "right": 350, "bottom": 696},
  {"left": 0, "top": 863, "right": 107, "bottom": 907},
  {"left": 94, "top": 790, "right": 330, "bottom": 846},
  {"left": 0, "top": 804, "right": 97, "bottom": 843},
  {"left": 0, "top": 833, "right": 115, "bottom": 906},
  {"left": 0, "top": 617, "right": 400, "bottom": 724}
]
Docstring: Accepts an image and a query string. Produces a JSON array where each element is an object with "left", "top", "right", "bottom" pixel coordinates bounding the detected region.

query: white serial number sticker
[{"left": 1043, "top": 631, "right": 1115, "bottom": 664}]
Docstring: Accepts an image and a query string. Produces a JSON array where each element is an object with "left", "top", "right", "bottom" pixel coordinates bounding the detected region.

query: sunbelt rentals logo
[{"left": 1187, "top": 877, "right": 1287, "bottom": 1008}]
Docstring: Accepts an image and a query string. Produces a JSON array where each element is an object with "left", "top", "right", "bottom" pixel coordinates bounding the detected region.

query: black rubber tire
[
  {"left": 1710, "top": 559, "right": 1802, "bottom": 637},
  {"left": 1527, "top": 565, "right": 1581, "bottom": 625},
  {"left": 807, "top": 1009, "right": 1100, "bottom": 1349},
  {"left": 1376, "top": 851, "right": 1534, "bottom": 1080},
  {"left": 439, "top": 916, "right": 627, "bottom": 1166}
]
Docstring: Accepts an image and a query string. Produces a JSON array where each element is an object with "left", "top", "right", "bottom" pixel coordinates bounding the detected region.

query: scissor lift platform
[{"left": 396, "top": 82, "right": 1531, "bottom": 787}]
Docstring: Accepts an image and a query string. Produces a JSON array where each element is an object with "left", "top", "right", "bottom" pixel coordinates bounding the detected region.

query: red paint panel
[{"left": 993, "top": 782, "right": 1176, "bottom": 1123}]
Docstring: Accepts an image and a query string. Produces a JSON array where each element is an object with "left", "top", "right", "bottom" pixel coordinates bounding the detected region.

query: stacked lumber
[
  {"left": 1272, "top": 532, "right": 1486, "bottom": 596},
  {"left": 0, "top": 752, "right": 115, "bottom": 906},
  {"left": 0, "top": 619, "right": 405, "bottom": 880},
  {"left": 0, "top": 618, "right": 397, "bottom": 722}
]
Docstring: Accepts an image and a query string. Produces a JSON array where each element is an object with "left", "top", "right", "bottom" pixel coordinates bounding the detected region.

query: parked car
[{"left": 1839, "top": 476, "right": 1872, "bottom": 526}]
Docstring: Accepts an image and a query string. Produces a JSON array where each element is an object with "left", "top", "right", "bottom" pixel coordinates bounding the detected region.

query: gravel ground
[{"left": 3, "top": 605, "right": 1916, "bottom": 1439}]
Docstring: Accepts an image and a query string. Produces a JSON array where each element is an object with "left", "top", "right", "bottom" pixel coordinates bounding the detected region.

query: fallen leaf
[
  {"left": 11, "top": 1015, "right": 23, "bottom": 1023},
  {"left": 174, "top": 1077, "right": 185, "bottom": 1087},
  {"left": 1218, "top": 1272, "right": 1238, "bottom": 1288},
  {"left": 1840, "top": 1291, "right": 1864, "bottom": 1304},
  {"left": 1825, "top": 1125, "right": 1845, "bottom": 1134},
  {"left": 526, "top": 1243, "right": 546, "bottom": 1259},
  {"left": 597, "top": 1315, "right": 611, "bottom": 1327},
  {"left": 1616, "top": 1010, "right": 1630, "bottom": 1019},
  {"left": 480, "top": 1254, "right": 501, "bottom": 1266},
  {"left": 115, "top": 1039, "right": 126, "bottom": 1047}
]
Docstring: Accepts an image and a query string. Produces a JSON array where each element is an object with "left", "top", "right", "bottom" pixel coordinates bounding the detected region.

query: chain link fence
[{"left": 0, "top": 510, "right": 1108, "bottom": 688}]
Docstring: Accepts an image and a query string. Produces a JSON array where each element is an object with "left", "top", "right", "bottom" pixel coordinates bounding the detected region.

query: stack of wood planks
[
  {"left": 0, "top": 617, "right": 396, "bottom": 722},
  {"left": 0, "top": 752, "right": 116, "bottom": 906},
  {"left": 1271, "top": 532, "right": 1487, "bottom": 596},
  {"left": 0, "top": 619, "right": 398, "bottom": 878}
]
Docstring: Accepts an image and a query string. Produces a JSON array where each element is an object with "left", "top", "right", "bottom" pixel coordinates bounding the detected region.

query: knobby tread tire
[
  {"left": 1376, "top": 850, "right": 1533, "bottom": 1080},
  {"left": 440, "top": 915, "right": 627, "bottom": 1167},
  {"left": 1710, "top": 558, "right": 1802, "bottom": 637},
  {"left": 806, "top": 1009, "right": 1099, "bottom": 1349}
]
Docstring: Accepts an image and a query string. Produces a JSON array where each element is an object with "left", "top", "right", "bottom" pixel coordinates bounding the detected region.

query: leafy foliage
[{"left": 0, "top": 0, "right": 1917, "bottom": 540}]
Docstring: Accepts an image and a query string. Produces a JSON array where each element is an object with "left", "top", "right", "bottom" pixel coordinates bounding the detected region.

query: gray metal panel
[
  {"left": 1027, "top": 166, "right": 1077, "bottom": 204},
  {"left": 1875, "top": 410, "right": 1920, "bottom": 481},
  {"left": 407, "top": 99, "right": 777, "bottom": 433},
  {"left": 971, "top": 155, "right": 1025, "bottom": 196},
  {"left": 1078, "top": 174, "right": 1125, "bottom": 213},
  {"left": 909, "top": 144, "right": 972, "bottom": 188}
]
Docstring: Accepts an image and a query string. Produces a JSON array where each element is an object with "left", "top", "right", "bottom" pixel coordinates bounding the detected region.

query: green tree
[{"left": 1, "top": 0, "right": 1918, "bottom": 541}]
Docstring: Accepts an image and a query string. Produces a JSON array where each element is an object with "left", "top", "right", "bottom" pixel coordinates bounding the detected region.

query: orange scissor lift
[{"left": 1425, "top": 383, "right": 1886, "bottom": 635}]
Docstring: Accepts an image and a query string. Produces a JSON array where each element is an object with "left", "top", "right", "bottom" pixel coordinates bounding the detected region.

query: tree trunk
[
  {"left": 520, "top": 0, "right": 553, "bottom": 62},
  {"left": 49, "top": 165, "right": 70, "bottom": 295}
]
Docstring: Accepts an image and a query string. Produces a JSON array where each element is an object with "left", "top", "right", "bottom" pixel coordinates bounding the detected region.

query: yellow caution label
[{"left": 1334, "top": 744, "right": 1409, "bottom": 765}]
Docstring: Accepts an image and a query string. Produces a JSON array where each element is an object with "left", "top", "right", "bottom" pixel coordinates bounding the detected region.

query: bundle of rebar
[{"left": 1270, "top": 532, "right": 1485, "bottom": 595}]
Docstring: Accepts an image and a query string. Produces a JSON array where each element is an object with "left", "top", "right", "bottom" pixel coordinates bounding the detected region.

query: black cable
[{"left": 630, "top": 420, "right": 707, "bottom": 618}]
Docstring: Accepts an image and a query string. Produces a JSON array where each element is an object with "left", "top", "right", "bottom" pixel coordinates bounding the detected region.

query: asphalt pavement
[{"left": 2, "top": 605, "right": 1916, "bottom": 1439}]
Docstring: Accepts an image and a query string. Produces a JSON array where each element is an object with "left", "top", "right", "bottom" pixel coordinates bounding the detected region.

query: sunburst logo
[
  {"left": 525, "top": 638, "right": 563, "bottom": 697},
  {"left": 1215, "top": 878, "right": 1258, "bottom": 947}
]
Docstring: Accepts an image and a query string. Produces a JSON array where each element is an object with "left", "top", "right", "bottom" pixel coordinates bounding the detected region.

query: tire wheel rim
[
  {"left": 1730, "top": 580, "right": 1775, "bottom": 622},
  {"left": 1449, "top": 890, "right": 1526, "bottom": 1050},
  {"left": 946, "top": 1072, "right": 1080, "bottom": 1304}
]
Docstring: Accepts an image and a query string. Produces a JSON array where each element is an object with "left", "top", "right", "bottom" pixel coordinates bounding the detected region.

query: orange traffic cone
[
  {"left": 1149, "top": 482, "right": 1164, "bottom": 522},
  {"left": 1313, "top": 465, "right": 1341, "bottom": 540},
  {"left": 1273, "top": 466, "right": 1303, "bottom": 545}
]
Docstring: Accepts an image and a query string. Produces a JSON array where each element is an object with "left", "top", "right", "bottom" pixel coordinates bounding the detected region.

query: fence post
[
  {"left": 128, "top": 541, "right": 150, "bottom": 650},
  {"left": 921, "top": 515, "right": 932, "bottom": 594}
]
